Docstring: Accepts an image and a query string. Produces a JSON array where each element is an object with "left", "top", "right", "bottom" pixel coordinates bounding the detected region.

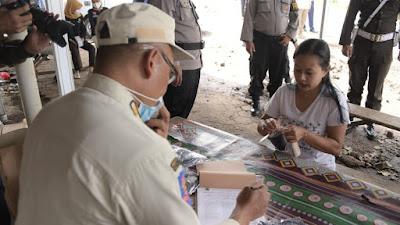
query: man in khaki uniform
[
  {"left": 149, "top": 0, "right": 203, "bottom": 119},
  {"left": 296, "top": 0, "right": 310, "bottom": 39},
  {"left": 241, "top": 0, "right": 299, "bottom": 116},
  {"left": 16, "top": 3, "right": 270, "bottom": 225}
]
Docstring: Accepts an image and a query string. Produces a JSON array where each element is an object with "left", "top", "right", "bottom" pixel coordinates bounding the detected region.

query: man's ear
[{"left": 142, "top": 48, "right": 159, "bottom": 80}]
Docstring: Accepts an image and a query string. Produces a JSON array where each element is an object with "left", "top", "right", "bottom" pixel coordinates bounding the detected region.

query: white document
[
  {"left": 197, "top": 187, "right": 266, "bottom": 225},
  {"left": 74, "top": 36, "right": 84, "bottom": 47}
]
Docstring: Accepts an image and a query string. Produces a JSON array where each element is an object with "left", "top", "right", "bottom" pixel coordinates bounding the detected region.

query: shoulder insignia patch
[
  {"left": 170, "top": 157, "right": 180, "bottom": 171},
  {"left": 130, "top": 100, "right": 140, "bottom": 118}
]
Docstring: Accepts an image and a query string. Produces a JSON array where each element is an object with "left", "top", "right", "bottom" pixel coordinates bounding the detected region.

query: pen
[
  {"left": 249, "top": 186, "right": 262, "bottom": 190},
  {"left": 258, "top": 134, "right": 270, "bottom": 144}
]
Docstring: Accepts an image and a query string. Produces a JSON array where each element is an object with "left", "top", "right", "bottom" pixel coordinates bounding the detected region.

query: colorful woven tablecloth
[{"left": 168, "top": 120, "right": 400, "bottom": 225}]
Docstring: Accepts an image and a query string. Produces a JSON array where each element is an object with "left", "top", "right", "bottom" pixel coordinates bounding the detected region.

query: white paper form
[{"left": 197, "top": 187, "right": 266, "bottom": 225}]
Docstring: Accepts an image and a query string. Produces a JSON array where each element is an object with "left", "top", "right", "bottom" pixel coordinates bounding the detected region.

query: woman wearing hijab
[{"left": 65, "top": 0, "right": 95, "bottom": 79}]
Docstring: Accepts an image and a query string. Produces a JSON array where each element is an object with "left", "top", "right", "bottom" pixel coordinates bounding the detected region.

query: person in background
[
  {"left": 149, "top": 0, "right": 204, "bottom": 119},
  {"left": 398, "top": 24, "right": 400, "bottom": 61},
  {"left": 65, "top": 0, "right": 96, "bottom": 79},
  {"left": 87, "top": 0, "right": 108, "bottom": 37},
  {"left": 258, "top": 39, "right": 350, "bottom": 170},
  {"left": 297, "top": 0, "right": 310, "bottom": 39},
  {"left": 0, "top": 1, "right": 51, "bottom": 223},
  {"left": 240, "top": 0, "right": 299, "bottom": 117},
  {"left": 282, "top": 39, "right": 298, "bottom": 85},
  {"left": 339, "top": 0, "right": 400, "bottom": 140},
  {"left": 16, "top": 3, "right": 270, "bottom": 225},
  {"left": 34, "top": 0, "right": 46, "bottom": 10},
  {"left": 0, "top": 5, "right": 50, "bottom": 66},
  {"left": 307, "top": 0, "right": 317, "bottom": 33}
]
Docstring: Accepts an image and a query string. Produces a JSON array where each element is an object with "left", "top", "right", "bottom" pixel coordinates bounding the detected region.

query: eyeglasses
[
  {"left": 139, "top": 44, "right": 178, "bottom": 84},
  {"left": 159, "top": 52, "right": 178, "bottom": 84}
]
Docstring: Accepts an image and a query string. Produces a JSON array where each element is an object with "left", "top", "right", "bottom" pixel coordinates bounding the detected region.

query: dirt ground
[{"left": 1, "top": 0, "right": 399, "bottom": 193}]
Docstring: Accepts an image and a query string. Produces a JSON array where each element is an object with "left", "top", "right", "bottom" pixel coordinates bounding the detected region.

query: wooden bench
[{"left": 349, "top": 103, "right": 400, "bottom": 132}]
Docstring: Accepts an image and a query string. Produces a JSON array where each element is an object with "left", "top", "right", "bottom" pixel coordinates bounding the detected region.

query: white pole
[
  {"left": 319, "top": 0, "right": 329, "bottom": 39},
  {"left": 46, "top": 0, "right": 75, "bottom": 96},
  {"left": 8, "top": 31, "right": 42, "bottom": 125}
]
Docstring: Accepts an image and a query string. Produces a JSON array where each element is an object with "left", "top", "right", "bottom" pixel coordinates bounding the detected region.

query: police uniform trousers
[
  {"left": 163, "top": 69, "right": 201, "bottom": 118},
  {"left": 68, "top": 39, "right": 95, "bottom": 71},
  {"left": 348, "top": 36, "right": 393, "bottom": 111},
  {"left": 248, "top": 30, "right": 288, "bottom": 98}
]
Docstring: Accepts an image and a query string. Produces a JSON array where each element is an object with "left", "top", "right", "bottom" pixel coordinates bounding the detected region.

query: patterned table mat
[{"left": 169, "top": 120, "right": 400, "bottom": 225}]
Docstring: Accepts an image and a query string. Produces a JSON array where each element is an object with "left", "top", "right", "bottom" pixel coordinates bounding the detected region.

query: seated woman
[
  {"left": 65, "top": 0, "right": 95, "bottom": 79},
  {"left": 257, "top": 39, "right": 350, "bottom": 170},
  {"left": 87, "top": 0, "right": 108, "bottom": 37}
]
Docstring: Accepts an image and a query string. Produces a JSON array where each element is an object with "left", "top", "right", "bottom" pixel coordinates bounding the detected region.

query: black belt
[{"left": 176, "top": 40, "right": 205, "bottom": 50}]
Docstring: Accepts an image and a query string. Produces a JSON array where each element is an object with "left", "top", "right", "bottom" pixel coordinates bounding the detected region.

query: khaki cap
[{"left": 95, "top": 3, "right": 194, "bottom": 61}]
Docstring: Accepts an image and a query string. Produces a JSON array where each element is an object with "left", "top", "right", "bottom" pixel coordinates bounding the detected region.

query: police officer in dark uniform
[
  {"left": 241, "top": 0, "right": 299, "bottom": 116},
  {"left": 339, "top": 0, "right": 400, "bottom": 140},
  {"left": 149, "top": 0, "right": 204, "bottom": 119}
]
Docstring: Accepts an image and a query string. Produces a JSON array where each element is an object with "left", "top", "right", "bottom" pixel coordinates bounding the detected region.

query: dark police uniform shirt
[
  {"left": 339, "top": 0, "right": 400, "bottom": 46},
  {"left": 87, "top": 8, "right": 108, "bottom": 36},
  {"left": 66, "top": 15, "right": 87, "bottom": 39}
]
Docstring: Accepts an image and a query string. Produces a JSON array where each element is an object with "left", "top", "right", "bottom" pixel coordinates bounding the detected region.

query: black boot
[
  {"left": 365, "top": 123, "right": 376, "bottom": 140},
  {"left": 251, "top": 96, "right": 261, "bottom": 117}
]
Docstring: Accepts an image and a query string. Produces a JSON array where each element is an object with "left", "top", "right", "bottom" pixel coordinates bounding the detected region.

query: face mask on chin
[
  {"left": 125, "top": 87, "right": 164, "bottom": 122},
  {"left": 94, "top": 2, "right": 102, "bottom": 9},
  {"left": 74, "top": 10, "right": 81, "bottom": 15}
]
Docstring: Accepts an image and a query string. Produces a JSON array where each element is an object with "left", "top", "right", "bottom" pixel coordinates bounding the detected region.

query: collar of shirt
[{"left": 83, "top": 73, "right": 135, "bottom": 114}]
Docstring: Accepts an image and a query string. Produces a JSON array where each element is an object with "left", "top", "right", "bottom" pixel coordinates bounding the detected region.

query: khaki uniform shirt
[
  {"left": 339, "top": 0, "right": 400, "bottom": 46},
  {"left": 16, "top": 74, "right": 238, "bottom": 225},
  {"left": 149, "top": 0, "right": 202, "bottom": 70},
  {"left": 241, "top": 0, "right": 299, "bottom": 41}
]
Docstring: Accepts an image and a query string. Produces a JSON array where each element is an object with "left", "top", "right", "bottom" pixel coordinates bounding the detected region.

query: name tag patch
[{"left": 170, "top": 157, "right": 180, "bottom": 171}]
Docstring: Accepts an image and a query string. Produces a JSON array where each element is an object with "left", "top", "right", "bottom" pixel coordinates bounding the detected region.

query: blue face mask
[{"left": 125, "top": 87, "right": 164, "bottom": 122}]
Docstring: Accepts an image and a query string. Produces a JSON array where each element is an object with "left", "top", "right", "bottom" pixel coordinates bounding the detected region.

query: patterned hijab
[{"left": 64, "top": 0, "right": 83, "bottom": 19}]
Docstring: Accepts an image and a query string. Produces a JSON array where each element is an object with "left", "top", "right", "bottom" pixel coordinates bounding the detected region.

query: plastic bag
[
  {"left": 172, "top": 145, "right": 208, "bottom": 168},
  {"left": 267, "top": 127, "right": 286, "bottom": 151},
  {"left": 257, "top": 217, "right": 305, "bottom": 225},
  {"left": 171, "top": 145, "right": 209, "bottom": 194}
]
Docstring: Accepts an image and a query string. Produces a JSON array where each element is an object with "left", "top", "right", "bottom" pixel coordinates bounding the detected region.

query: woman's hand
[
  {"left": 257, "top": 118, "right": 280, "bottom": 136},
  {"left": 283, "top": 125, "right": 307, "bottom": 143}
]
